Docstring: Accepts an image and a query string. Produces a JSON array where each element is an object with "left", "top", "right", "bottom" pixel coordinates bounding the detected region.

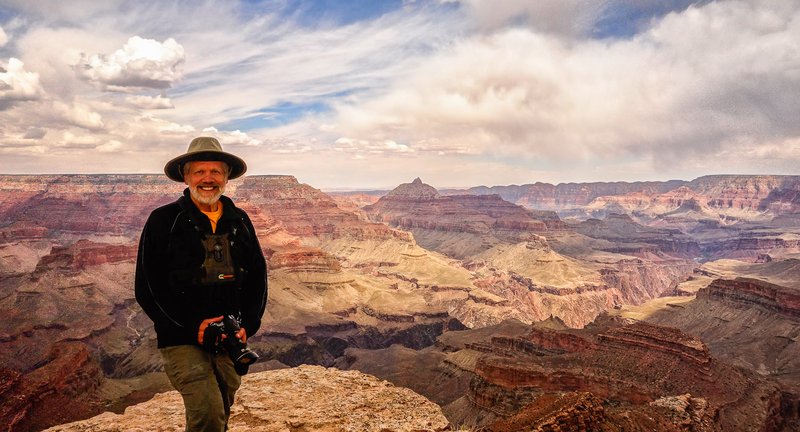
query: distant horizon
[
  {"left": 4, "top": 171, "right": 799, "bottom": 193},
  {"left": 1, "top": 1, "right": 799, "bottom": 188}
]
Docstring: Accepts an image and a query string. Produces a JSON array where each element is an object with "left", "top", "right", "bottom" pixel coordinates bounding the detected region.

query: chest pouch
[{"left": 200, "top": 233, "right": 237, "bottom": 286}]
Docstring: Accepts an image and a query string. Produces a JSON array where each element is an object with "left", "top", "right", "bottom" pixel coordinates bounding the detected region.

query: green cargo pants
[{"left": 160, "top": 345, "right": 241, "bottom": 432}]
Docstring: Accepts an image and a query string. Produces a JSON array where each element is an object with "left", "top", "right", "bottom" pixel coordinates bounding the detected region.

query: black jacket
[{"left": 135, "top": 189, "right": 267, "bottom": 348}]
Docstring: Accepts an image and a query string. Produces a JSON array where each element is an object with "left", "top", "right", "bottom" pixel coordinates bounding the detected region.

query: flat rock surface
[{"left": 45, "top": 365, "right": 450, "bottom": 432}]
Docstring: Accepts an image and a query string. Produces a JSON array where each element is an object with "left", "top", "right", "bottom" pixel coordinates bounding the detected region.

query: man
[{"left": 135, "top": 137, "right": 267, "bottom": 431}]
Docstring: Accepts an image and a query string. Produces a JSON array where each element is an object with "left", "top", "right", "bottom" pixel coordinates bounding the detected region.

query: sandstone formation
[
  {"left": 45, "top": 365, "right": 450, "bottom": 432},
  {"left": 456, "top": 175, "right": 800, "bottom": 217},
  {"left": 643, "top": 257, "right": 800, "bottom": 393},
  {"left": 609, "top": 255, "right": 800, "bottom": 430},
  {"left": 456, "top": 180, "right": 687, "bottom": 210},
  {"left": 363, "top": 178, "right": 558, "bottom": 263},
  {"left": 572, "top": 213, "right": 700, "bottom": 257},
  {"left": 344, "top": 318, "right": 787, "bottom": 431},
  {"left": 364, "top": 178, "right": 695, "bottom": 327}
]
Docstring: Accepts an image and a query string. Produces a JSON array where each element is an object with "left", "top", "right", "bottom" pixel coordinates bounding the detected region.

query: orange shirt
[{"left": 201, "top": 205, "right": 223, "bottom": 233}]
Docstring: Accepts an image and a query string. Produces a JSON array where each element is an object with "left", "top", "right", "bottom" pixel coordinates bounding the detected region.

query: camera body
[{"left": 207, "top": 315, "right": 260, "bottom": 368}]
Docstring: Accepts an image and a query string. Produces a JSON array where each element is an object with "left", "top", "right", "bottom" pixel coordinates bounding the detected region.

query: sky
[{"left": 0, "top": 0, "right": 798, "bottom": 190}]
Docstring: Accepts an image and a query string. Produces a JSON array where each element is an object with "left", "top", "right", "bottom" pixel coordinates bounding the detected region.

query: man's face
[{"left": 184, "top": 161, "right": 229, "bottom": 207}]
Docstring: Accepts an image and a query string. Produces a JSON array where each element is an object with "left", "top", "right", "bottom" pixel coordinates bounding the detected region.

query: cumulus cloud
[
  {"left": 331, "top": 0, "right": 800, "bottom": 171},
  {"left": 126, "top": 94, "right": 174, "bottom": 109},
  {"left": 77, "top": 36, "right": 185, "bottom": 89},
  {"left": 52, "top": 101, "right": 104, "bottom": 130},
  {"left": 0, "top": 58, "right": 44, "bottom": 107},
  {"left": 202, "top": 127, "right": 262, "bottom": 147}
]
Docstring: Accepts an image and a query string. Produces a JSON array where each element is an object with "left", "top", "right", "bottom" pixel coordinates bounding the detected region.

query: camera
[{"left": 207, "top": 315, "right": 260, "bottom": 371}]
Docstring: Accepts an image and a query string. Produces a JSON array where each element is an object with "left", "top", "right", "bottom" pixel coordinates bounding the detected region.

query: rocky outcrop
[
  {"left": 698, "top": 277, "right": 800, "bottom": 319},
  {"left": 365, "top": 179, "right": 555, "bottom": 244},
  {"left": 0, "top": 342, "right": 104, "bottom": 432},
  {"left": 344, "top": 317, "right": 786, "bottom": 431},
  {"left": 572, "top": 213, "right": 700, "bottom": 257},
  {"left": 687, "top": 175, "right": 799, "bottom": 212},
  {"left": 456, "top": 318, "right": 783, "bottom": 431},
  {"left": 386, "top": 177, "right": 439, "bottom": 199},
  {"left": 0, "top": 174, "right": 179, "bottom": 236},
  {"left": 236, "top": 175, "right": 411, "bottom": 242},
  {"left": 459, "top": 180, "right": 686, "bottom": 210},
  {"left": 45, "top": 365, "right": 450, "bottom": 432},
  {"left": 34, "top": 239, "right": 136, "bottom": 274},
  {"left": 458, "top": 175, "right": 800, "bottom": 216},
  {"left": 485, "top": 392, "right": 607, "bottom": 432},
  {"left": 699, "top": 234, "right": 800, "bottom": 262},
  {"left": 628, "top": 258, "right": 800, "bottom": 429}
]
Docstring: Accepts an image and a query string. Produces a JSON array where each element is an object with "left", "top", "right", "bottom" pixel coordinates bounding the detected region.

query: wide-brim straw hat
[{"left": 164, "top": 137, "right": 247, "bottom": 182}]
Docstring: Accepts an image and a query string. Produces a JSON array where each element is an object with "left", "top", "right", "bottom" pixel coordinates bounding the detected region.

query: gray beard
[{"left": 190, "top": 184, "right": 225, "bottom": 206}]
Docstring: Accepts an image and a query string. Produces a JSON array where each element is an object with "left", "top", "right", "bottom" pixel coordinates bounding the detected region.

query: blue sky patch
[
  {"left": 592, "top": 0, "right": 706, "bottom": 39},
  {"left": 217, "top": 100, "right": 331, "bottom": 131}
]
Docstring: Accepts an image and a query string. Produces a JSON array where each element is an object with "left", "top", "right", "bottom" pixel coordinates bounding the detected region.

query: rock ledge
[{"left": 45, "top": 365, "right": 450, "bottom": 432}]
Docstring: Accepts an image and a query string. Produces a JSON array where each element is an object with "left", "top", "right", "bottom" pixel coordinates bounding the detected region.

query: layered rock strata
[
  {"left": 457, "top": 175, "right": 800, "bottom": 216},
  {"left": 363, "top": 178, "right": 563, "bottom": 265},
  {"left": 345, "top": 317, "right": 786, "bottom": 431},
  {"left": 572, "top": 213, "right": 700, "bottom": 257},
  {"left": 643, "top": 261, "right": 800, "bottom": 410},
  {"left": 468, "top": 318, "right": 783, "bottom": 430},
  {"left": 699, "top": 277, "right": 800, "bottom": 319}
]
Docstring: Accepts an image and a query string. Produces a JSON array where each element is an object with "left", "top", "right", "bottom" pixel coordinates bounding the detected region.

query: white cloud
[
  {"left": 334, "top": 137, "right": 415, "bottom": 155},
  {"left": 126, "top": 94, "right": 174, "bottom": 109},
  {"left": 158, "top": 121, "right": 195, "bottom": 134},
  {"left": 97, "top": 139, "right": 123, "bottom": 152},
  {"left": 223, "top": 130, "right": 261, "bottom": 147},
  {"left": 0, "top": 26, "right": 8, "bottom": 47},
  {"left": 329, "top": 0, "right": 800, "bottom": 171},
  {"left": 202, "top": 127, "right": 262, "bottom": 147},
  {"left": 53, "top": 101, "right": 104, "bottom": 130},
  {"left": 60, "top": 130, "right": 101, "bottom": 148},
  {"left": 77, "top": 36, "right": 185, "bottom": 89},
  {"left": 0, "top": 58, "right": 44, "bottom": 106}
]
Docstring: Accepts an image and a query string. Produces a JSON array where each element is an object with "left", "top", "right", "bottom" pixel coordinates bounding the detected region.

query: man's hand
[
  {"left": 236, "top": 327, "right": 247, "bottom": 343},
  {"left": 198, "top": 316, "right": 224, "bottom": 345}
]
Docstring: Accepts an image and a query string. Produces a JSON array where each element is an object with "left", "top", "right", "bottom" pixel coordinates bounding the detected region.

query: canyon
[{"left": 1, "top": 174, "right": 800, "bottom": 430}]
